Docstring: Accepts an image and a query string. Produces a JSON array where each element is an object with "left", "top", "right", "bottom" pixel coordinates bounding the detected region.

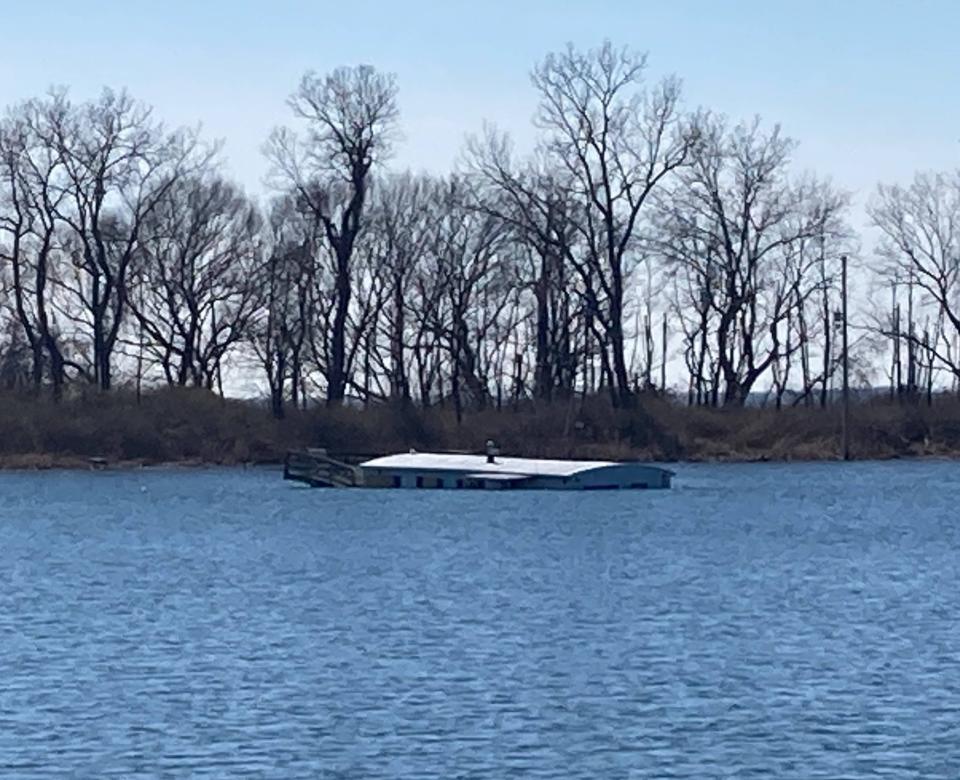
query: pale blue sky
[{"left": 2, "top": 0, "right": 958, "bottom": 216}]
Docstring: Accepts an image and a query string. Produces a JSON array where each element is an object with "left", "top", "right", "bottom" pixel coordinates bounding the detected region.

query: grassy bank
[{"left": 0, "top": 387, "right": 958, "bottom": 469}]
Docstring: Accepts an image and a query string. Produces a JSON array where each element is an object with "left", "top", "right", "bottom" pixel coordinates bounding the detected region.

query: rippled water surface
[{"left": 1, "top": 462, "right": 959, "bottom": 778}]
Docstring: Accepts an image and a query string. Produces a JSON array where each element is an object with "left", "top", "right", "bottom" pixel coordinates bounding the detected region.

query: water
[{"left": 0, "top": 462, "right": 958, "bottom": 778}]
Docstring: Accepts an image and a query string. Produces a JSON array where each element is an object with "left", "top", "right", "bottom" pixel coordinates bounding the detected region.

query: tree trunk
[{"left": 326, "top": 248, "right": 351, "bottom": 406}]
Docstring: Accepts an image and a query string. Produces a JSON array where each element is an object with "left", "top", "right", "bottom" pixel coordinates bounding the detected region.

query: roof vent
[{"left": 485, "top": 439, "right": 499, "bottom": 464}]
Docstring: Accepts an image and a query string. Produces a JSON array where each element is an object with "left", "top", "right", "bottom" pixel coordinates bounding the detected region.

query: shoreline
[
  {"left": 0, "top": 450, "right": 956, "bottom": 472},
  {"left": 0, "top": 454, "right": 283, "bottom": 471}
]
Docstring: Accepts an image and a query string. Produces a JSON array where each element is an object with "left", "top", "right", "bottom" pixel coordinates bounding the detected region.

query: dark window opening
[
  {"left": 392, "top": 475, "right": 402, "bottom": 488},
  {"left": 416, "top": 476, "right": 424, "bottom": 488},
  {"left": 436, "top": 478, "right": 444, "bottom": 489},
  {"left": 456, "top": 479, "right": 464, "bottom": 489}
]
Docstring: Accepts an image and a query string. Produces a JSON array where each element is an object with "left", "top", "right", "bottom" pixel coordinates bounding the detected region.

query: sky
[{"left": 2, "top": 0, "right": 958, "bottom": 226}]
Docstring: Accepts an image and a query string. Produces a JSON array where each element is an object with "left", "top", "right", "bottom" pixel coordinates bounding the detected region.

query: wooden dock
[{"left": 283, "top": 449, "right": 361, "bottom": 487}]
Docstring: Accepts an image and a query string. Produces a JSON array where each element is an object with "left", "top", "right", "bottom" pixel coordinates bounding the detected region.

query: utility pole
[
  {"left": 841, "top": 255, "right": 850, "bottom": 461},
  {"left": 660, "top": 313, "right": 668, "bottom": 394}
]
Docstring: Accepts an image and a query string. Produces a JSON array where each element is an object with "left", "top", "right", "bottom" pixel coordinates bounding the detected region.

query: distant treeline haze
[{"left": 0, "top": 42, "right": 956, "bottom": 417}]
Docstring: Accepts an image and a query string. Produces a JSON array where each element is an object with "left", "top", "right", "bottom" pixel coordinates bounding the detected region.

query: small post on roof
[{"left": 485, "top": 440, "right": 498, "bottom": 464}]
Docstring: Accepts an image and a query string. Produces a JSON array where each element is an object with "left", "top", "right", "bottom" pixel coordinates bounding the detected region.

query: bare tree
[
  {"left": 420, "top": 178, "right": 512, "bottom": 418},
  {"left": 0, "top": 97, "right": 78, "bottom": 396},
  {"left": 40, "top": 88, "right": 210, "bottom": 390},
  {"left": 869, "top": 170, "right": 960, "bottom": 387},
  {"left": 654, "top": 117, "right": 848, "bottom": 405},
  {"left": 366, "top": 172, "right": 435, "bottom": 403},
  {"left": 532, "top": 41, "right": 697, "bottom": 405},
  {"left": 466, "top": 129, "right": 582, "bottom": 400},
  {"left": 3, "top": 50, "right": 898, "bottom": 417},
  {"left": 266, "top": 65, "right": 399, "bottom": 405},
  {"left": 249, "top": 196, "right": 318, "bottom": 417},
  {"left": 130, "top": 174, "right": 263, "bottom": 389}
]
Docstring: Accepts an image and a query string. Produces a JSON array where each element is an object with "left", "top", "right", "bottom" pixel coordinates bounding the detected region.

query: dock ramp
[{"left": 283, "top": 449, "right": 361, "bottom": 487}]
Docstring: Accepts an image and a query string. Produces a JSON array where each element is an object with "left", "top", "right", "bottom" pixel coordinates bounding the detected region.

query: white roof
[{"left": 359, "top": 452, "right": 616, "bottom": 478}]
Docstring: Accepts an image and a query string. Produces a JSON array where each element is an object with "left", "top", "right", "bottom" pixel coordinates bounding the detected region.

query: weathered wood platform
[{"left": 283, "top": 449, "right": 361, "bottom": 487}]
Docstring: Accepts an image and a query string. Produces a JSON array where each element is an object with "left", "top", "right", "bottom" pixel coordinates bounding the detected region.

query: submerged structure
[{"left": 284, "top": 443, "right": 673, "bottom": 490}]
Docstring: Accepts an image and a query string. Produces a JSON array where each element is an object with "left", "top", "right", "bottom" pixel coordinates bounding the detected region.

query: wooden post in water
[{"left": 841, "top": 255, "right": 850, "bottom": 461}]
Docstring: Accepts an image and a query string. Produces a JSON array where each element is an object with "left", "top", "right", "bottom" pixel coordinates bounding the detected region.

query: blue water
[{"left": 0, "top": 462, "right": 958, "bottom": 778}]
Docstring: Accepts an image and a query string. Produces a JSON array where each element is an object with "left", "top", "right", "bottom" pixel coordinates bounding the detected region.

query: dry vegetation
[{"left": 1, "top": 387, "right": 958, "bottom": 469}]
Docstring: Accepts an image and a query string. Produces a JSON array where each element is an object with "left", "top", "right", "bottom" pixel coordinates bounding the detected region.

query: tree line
[{"left": 0, "top": 42, "right": 956, "bottom": 416}]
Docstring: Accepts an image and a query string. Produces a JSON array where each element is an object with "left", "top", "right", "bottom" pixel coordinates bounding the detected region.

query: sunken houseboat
[{"left": 284, "top": 442, "right": 673, "bottom": 491}]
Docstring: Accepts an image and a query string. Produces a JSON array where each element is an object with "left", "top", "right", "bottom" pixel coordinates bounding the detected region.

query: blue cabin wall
[{"left": 360, "top": 464, "right": 671, "bottom": 490}]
